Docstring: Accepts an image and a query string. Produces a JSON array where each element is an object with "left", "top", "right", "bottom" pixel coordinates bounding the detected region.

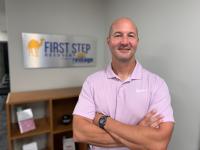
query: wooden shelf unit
[
  {"left": 6, "top": 87, "right": 88, "bottom": 150},
  {"left": 10, "top": 118, "right": 50, "bottom": 140}
]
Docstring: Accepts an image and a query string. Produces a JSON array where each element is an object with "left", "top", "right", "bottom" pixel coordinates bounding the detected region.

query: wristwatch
[{"left": 98, "top": 115, "right": 109, "bottom": 129}]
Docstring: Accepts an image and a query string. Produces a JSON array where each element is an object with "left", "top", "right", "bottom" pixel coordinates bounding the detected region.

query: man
[{"left": 73, "top": 17, "right": 174, "bottom": 150}]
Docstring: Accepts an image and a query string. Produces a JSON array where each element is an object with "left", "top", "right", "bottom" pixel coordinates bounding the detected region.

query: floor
[{"left": 0, "top": 95, "right": 7, "bottom": 150}]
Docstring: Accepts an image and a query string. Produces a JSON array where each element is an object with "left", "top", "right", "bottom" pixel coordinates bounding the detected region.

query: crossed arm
[
  {"left": 94, "top": 113, "right": 174, "bottom": 150},
  {"left": 73, "top": 110, "right": 173, "bottom": 150},
  {"left": 73, "top": 115, "right": 122, "bottom": 147}
]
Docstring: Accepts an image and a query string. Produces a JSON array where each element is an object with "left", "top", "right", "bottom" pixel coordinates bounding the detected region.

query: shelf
[
  {"left": 7, "top": 87, "right": 81, "bottom": 104},
  {"left": 53, "top": 123, "right": 72, "bottom": 134},
  {"left": 52, "top": 97, "right": 77, "bottom": 135},
  {"left": 6, "top": 87, "right": 87, "bottom": 150},
  {"left": 11, "top": 118, "right": 50, "bottom": 140}
]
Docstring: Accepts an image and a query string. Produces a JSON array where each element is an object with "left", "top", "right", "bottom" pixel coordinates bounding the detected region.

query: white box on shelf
[
  {"left": 17, "top": 108, "right": 36, "bottom": 133},
  {"left": 63, "top": 137, "right": 75, "bottom": 150},
  {"left": 22, "top": 142, "right": 38, "bottom": 150}
]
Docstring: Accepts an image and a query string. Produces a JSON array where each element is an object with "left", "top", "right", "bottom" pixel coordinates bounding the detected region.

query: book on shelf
[
  {"left": 63, "top": 137, "right": 75, "bottom": 150},
  {"left": 16, "top": 108, "right": 36, "bottom": 134},
  {"left": 22, "top": 142, "right": 38, "bottom": 150}
]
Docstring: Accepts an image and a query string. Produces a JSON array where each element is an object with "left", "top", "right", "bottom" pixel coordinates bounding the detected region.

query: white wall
[
  {"left": 106, "top": 0, "right": 200, "bottom": 149},
  {"left": 5, "top": 0, "right": 200, "bottom": 149},
  {"left": 5, "top": 0, "right": 106, "bottom": 91},
  {"left": 0, "top": 0, "right": 6, "bottom": 31}
]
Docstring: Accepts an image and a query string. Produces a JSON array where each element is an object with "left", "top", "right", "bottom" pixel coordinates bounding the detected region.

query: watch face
[
  {"left": 100, "top": 118, "right": 105, "bottom": 124},
  {"left": 99, "top": 116, "right": 108, "bottom": 129}
]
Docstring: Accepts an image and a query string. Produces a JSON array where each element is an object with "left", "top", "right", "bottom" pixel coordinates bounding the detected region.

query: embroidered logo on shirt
[{"left": 136, "top": 89, "right": 147, "bottom": 93}]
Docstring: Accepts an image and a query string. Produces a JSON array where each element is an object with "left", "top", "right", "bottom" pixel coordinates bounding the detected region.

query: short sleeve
[
  {"left": 149, "top": 78, "right": 175, "bottom": 122},
  {"left": 73, "top": 78, "right": 96, "bottom": 120}
]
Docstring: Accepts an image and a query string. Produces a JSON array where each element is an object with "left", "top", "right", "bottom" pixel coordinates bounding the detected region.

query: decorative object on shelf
[
  {"left": 16, "top": 108, "right": 36, "bottom": 134},
  {"left": 62, "top": 114, "right": 72, "bottom": 125},
  {"left": 22, "top": 142, "right": 38, "bottom": 150},
  {"left": 63, "top": 137, "right": 75, "bottom": 150}
]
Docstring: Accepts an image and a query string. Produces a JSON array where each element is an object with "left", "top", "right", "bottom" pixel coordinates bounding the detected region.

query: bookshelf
[{"left": 6, "top": 87, "right": 88, "bottom": 150}]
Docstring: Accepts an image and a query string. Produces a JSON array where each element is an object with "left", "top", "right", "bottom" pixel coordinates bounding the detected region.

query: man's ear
[
  {"left": 107, "top": 37, "right": 110, "bottom": 45},
  {"left": 137, "top": 37, "right": 139, "bottom": 42}
]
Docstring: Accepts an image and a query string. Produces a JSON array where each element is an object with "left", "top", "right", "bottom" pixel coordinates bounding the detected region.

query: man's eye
[
  {"left": 129, "top": 34, "right": 136, "bottom": 38},
  {"left": 113, "top": 34, "right": 122, "bottom": 37}
]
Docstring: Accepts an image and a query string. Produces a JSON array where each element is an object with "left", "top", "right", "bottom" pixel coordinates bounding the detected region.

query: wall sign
[{"left": 22, "top": 33, "right": 96, "bottom": 68}]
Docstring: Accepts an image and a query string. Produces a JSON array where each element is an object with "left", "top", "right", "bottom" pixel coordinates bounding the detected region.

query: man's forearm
[
  {"left": 110, "top": 131, "right": 148, "bottom": 150},
  {"left": 73, "top": 115, "right": 123, "bottom": 147},
  {"left": 104, "top": 117, "right": 174, "bottom": 150}
]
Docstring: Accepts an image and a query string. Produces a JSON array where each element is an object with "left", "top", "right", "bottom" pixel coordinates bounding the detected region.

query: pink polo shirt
[{"left": 73, "top": 61, "right": 174, "bottom": 150}]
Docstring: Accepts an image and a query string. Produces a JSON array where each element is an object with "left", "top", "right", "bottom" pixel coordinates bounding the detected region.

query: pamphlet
[{"left": 17, "top": 108, "right": 36, "bottom": 133}]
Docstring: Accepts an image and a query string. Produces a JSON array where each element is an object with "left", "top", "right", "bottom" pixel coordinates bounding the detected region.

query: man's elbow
[
  {"left": 149, "top": 122, "right": 174, "bottom": 150},
  {"left": 148, "top": 137, "right": 170, "bottom": 150},
  {"left": 160, "top": 142, "right": 168, "bottom": 150},
  {"left": 73, "top": 127, "right": 86, "bottom": 143},
  {"left": 155, "top": 141, "right": 168, "bottom": 150},
  {"left": 147, "top": 132, "right": 171, "bottom": 150},
  {"left": 73, "top": 129, "right": 79, "bottom": 142},
  {"left": 72, "top": 115, "right": 90, "bottom": 143}
]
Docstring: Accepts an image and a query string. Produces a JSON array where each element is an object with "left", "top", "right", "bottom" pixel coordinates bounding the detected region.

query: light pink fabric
[{"left": 73, "top": 61, "right": 174, "bottom": 150}]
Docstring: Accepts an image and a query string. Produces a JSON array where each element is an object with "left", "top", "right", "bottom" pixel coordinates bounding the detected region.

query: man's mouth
[
  {"left": 118, "top": 47, "right": 131, "bottom": 51},
  {"left": 116, "top": 49, "right": 130, "bottom": 55},
  {"left": 118, "top": 45, "right": 131, "bottom": 51}
]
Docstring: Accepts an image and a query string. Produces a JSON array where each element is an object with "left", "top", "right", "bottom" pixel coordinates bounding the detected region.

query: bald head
[{"left": 108, "top": 17, "right": 139, "bottom": 38}]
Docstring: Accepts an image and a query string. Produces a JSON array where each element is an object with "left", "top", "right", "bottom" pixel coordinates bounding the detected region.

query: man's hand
[{"left": 138, "top": 110, "right": 164, "bottom": 128}]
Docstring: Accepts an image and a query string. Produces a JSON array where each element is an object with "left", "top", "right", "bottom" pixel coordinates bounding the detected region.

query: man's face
[{"left": 107, "top": 19, "right": 139, "bottom": 63}]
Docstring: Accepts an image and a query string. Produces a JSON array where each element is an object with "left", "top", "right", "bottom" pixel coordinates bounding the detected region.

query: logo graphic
[
  {"left": 27, "top": 38, "right": 44, "bottom": 57},
  {"left": 75, "top": 52, "right": 86, "bottom": 58}
]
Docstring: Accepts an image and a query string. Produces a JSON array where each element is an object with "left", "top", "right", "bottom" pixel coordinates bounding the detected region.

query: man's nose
[{"left": 120, "top": 36, "right": 129, "bottom": 45}]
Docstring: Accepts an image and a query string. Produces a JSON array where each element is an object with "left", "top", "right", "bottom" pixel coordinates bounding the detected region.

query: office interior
[{"left": 1, "top": 0, "right": 200, "bottom": 150}]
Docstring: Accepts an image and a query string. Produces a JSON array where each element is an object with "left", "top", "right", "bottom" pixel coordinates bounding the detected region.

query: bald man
[{"left": 73, "top": 17, "right": 174, "bottom": 150}]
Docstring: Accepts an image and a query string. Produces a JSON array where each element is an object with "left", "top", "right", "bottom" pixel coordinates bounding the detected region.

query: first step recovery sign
[{"left": 22, "top": 33, "right": 96, "bottom": 68}]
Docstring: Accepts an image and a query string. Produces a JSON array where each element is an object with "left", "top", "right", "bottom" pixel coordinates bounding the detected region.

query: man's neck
[{"left": 111, "top": 59, "right": 136, "bottom": 81}]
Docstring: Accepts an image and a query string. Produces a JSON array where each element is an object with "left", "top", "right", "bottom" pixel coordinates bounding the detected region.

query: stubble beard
[
  {"left": 117, "top": 55, "right": 134, "bottom": 63},
  {"left": 112, "top": 48, "right": 136, "bottom": 63}
]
